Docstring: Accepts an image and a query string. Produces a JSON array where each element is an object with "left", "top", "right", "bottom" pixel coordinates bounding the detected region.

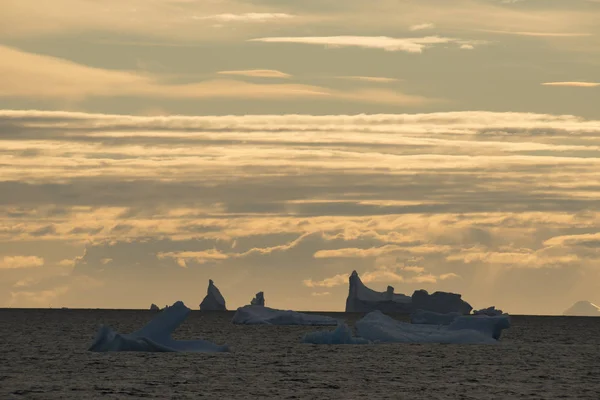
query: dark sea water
[{"left": 1, "top": 309, "right": 599, "bottom": 399}]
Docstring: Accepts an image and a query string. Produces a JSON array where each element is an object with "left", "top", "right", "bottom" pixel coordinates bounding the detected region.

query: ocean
[{"left": 1, "top": 309, "right": 599, "bottom": 399}]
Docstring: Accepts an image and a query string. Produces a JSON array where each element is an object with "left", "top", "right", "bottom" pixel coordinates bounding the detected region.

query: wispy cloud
[
  {"left": 410, "top": 23, "right": 434, "bottom": 31},
  {"left": 542, "top": 82, "right": 600, "bottom": 87},
  {"left": 192, "top": 13, "right": 294, "bottom": 22},
  {"left": 0, "top": 256, "right": 44, "bottom": 269},
  {"left": 249, "top": 36, "right": 464, "bottom": 53},
  {"left": 217, "top": 69, "right": 291, "bottom": 79},
  {"left": 334, "top": 76, "right": 400, "bottom": 83},
  {"left": 480, "top": 29, "right": 592, "bottom": 37}
]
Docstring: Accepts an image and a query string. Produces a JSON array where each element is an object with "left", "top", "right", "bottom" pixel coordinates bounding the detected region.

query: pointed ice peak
[{"left": 200, "top": 279, "right": 227, "bottom": 311}]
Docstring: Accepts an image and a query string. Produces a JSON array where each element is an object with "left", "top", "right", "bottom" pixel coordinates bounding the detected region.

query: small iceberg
[
  {"left": 303, "top": 324, "right": 369, "bottom": 345},
  {"left": 355, "top": 310, "right": 510, "bottom": 344},
  {"left": 410, "top": 309, "right": 461, "bottom": 325},
  {"left": 250, "top": 291, "right": 265, "bottom": 306},
  {"left": 473, "top": 306, "right": 504, "bottom": 316},
  {"left": 150, "top": 303, "right": 160, "bottom": 311},
  {"left": 199, "top": 279, "right": 227, "bottom": 311},
  {"left": 88, "top": 301, "right": 229, "bottom": 352},
  {"left": 232, "top": 305, "right": 338, "bottom": 326},
  {"left": 563, "top": 301, "right": 600, "bottom": 317}
]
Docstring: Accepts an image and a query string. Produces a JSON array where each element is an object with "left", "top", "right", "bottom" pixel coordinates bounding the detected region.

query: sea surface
[{"left": 1, "top": 309, "right": 599, "bottom": 399}]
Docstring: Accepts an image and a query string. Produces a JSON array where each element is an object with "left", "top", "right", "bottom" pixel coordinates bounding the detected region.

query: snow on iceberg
[
  {"left": 345, "top": 270, "right": 412, "bottom": 313},
  {"left": 303, "top": 323, "right": 369, "bottom": 345},
  {"left": 199, "top": 279, "right": 227, "bottom": 311},
  {"left": 150, "top": 303, "right": 160, "bottom": 311},
  {"left": 89, "top": 301, "right": 229, "bottom": 352},
  {"left": 411, "top": 289, "right": 472, "bottom": 315},
  {"left": 473, "top": 306, "right": 504, "bottom": 316},
  {"left": 250, "top": 291, "right": 265, "bottom": 306},
  {"left": 232, "top": 305, "right": 338, "bottom": 326},
  {"left": 563, "top": 300, "right": 600, "bottom": 316},
  {"left": 410, "top": 309, "right": 461, "bottom": 325},
  {"left": 355, "top": 311, "right": 510, "bottom": 344}
]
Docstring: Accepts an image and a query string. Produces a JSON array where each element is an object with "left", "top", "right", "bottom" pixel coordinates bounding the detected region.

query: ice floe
[
  {"left": 232, "top": 305, "right": 338, "bottom": 326},
  {"left": 410, "top": 309, "right": 462, "bottom": 325},
  {"left": 303, "top": 324, "right": 369, "bottom": 345}
]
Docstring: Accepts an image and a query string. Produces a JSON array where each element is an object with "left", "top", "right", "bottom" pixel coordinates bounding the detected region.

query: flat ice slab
[
  {"left": 303, "top": 324, "right": 369, "bottom": 345},
  {"left": 410, "top": 309, "right": 461, "bottom": 325},
  {"left": 473, "top": 306, "right": 504, "bottom": 316},
  {"left": 232, "top": 305, "right": 338, "bottom": 326},
  {"left": 88, "top": 301, "right": 229, "bottom": 352},
  {"left": 356, "top": 311, "right": 510, "bottom": 344}
]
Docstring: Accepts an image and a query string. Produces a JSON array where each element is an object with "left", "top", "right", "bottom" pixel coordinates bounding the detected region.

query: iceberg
[
  {"left": 345, "top": 270, "right": 412, "bottom": 313},
  {"left": 303, "top": 324, "right": 369, "bottom": 345},
  {"left": 410, "top": 309, "right": 461, "bottom": 325},
  {"left": 355, "top": 311, "right": 510, "bottom": 344},
  {"left": 250, "top": 291, "right": 265, "bottom": 306},
  {"left": 473, "top": 306, "right": 504, "bottom": 316},
  {"left": 563, "top": 300, "right": 600, "bottom": 316},
  {"left": 411, "top": 289, "right": 472, "bottom": 315},
  {"left": 150, "top": 303, "right": 160, "bottom": 311},
  {"left": 88, "top": 301, "right": 229, "bottom": 352},
  {"left": 232, "top": 305, "right": 338, "bottom": 326},
  {"left": 199, "top": 279, "right": 227, "bottom": 311}
]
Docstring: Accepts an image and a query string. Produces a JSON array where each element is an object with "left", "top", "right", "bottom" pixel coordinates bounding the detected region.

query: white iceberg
[
  {"left": 199, "top": 279, "right": 227, "bottom": 311},
  {"left": 345, "top": 270, "right": 412, "bottom": 313},
  {"left": 250, "top": 291, "right": 265, "bottom": 306},
  {"left": 473, "top": 306, "right": 504, "bottom": 316},
  {"left": 88, "top": 301, "right": 229, "bottom": 352},
  {"left": 232, "top": 305, "right": 338, "bottom": 326},
  {"left": 563, "top": 300, "right": 600, "bottom": 316},
  {"left": 150, "top": 303, "right": 160, "bottom": 311},
  {"left": 355, "top": 311, "right": 510, "bottom": 344},
  {"left": 410, "top": 309, "right": 462, "bottom": 325},
  {"left": 411, "top": 289, "right": 472, "bottom": 315},
  {"left": 303, "top": 324, "right": 369, "bottom": 345}
]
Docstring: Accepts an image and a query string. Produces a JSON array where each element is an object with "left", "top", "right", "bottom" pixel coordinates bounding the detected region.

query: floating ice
[
  {"left": 564, "top": 300, "right": 600, "bottom": 316},
  {"left": 88, "top": 301, "right": 229, "bottom": 352},
  {"left": 232, "top": 305, "right": 338, "bottom": 326},
  {"left": 355, "top": 310, "right": 510, "bottom": 344},
  {"left": 250, "top": 291, "right": 265, "bottom": 307},
  {"left": 473, "top": 306, "right": 504, "bottom": 316},
  {"left": 411, "top": 289, "right": 472, "bottom": 315},
  {"left": 150, "top": 303, "right": 160, "bottom": 311},
  {"left": 345, "top": 270, "right": 412, "bottom": 313},
  {"left": 410, "top": 309, "right": 461, "bottom": 325},
  {"left": 303, "top": 323, "right": 369, "bottom": 345},
  {"left": 199, "top": 279, "right": 227, "bottom": 311}
]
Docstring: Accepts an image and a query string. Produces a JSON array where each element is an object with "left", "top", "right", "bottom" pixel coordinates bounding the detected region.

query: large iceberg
[
  {"left": 563, "top": 301, "right": 600, "bottom": 316},
  {"left": 345, "top": 270, "right": 412, "bottom": 313},
  {"left": 199, "top": 279, "right": 227, "bottom": 311},
  {"left": 250, "top": 291, "right": 265, "bottom": 306},
  {"left": 89, "top": 301, "right": 229, "bottom": 352},
  {"left": 232, "top": 305, "right": 338, "bottom": 326},
  {"left": 473, "top": 306, "right": 504, "bottom": 316},
  {"left": 303, "top": 324, "right": 369, "bottom": 345},
  {"left": 355, "top": 311, "right": 510, "bottom": 344},
  {"left": 411, "top": 289, "right": 472, "bottom": 315},
  {"left": 410, "top": 309, "right": 462, "bottom": 325}
]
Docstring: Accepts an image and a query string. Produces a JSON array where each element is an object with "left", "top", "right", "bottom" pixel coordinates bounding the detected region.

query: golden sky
[{"left": 1, "top": 0, "right": 599, "bottom": 313}]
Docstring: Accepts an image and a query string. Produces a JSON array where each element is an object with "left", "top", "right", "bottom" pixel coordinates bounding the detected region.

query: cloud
[
  {"left": 249, "top": 36, "right": 463, "bottom": 53},
  {"left": 410, "top": 23, "right": 435, "bottom": 31},
  {"left": 303, "top": 274, "right": 347, "bottom": 288},
  {"left": 334, "top": 76, "right": 400, "bottom": 83},
  {"left": 480, "top": 30, "right": 592, "bottom": 37},
  {"left": 192, "top": 13, "right": 294, "bottom": 22},
  {"left": 0, "top": 46, "right": 433, "bottom": 106},
  {"left": 311, "top": 291, "right": 331, "bottom": 297},
  {"left": 0, "top": 256, "right": 44, "bottom": 269},
  {"left": 217, "top": 69, "right": 291, "bottom": 78},
  {"left": 542, "top": 82, "right": 600, "bottom": 88}
]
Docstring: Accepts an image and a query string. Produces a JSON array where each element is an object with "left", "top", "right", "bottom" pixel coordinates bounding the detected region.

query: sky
[{"left": 1, "top": 0, "right": 599, "bottom": 314}]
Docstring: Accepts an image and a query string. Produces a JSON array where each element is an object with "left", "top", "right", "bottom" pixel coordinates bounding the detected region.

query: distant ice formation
[
  {"left": 411, "top": 289, "right": 472, "bottom": 315},
  {"left": 303, "top": 324, "right": 369, "bottom": 345},
  {"left": 232, "top": 305, "right": 338, "bottom": 326},
  {"left": 150, "top": 303, "right": 160, "bottom": 311},
  {"left": 199, "top": 279, "right": 227, "bottom": 311},
  {"left": 345, "top": 270, "right": 412, "bottom": 313},
  {"left": 88, "top": 301, "right": 229, "bottom": 352},
  {"left": 410, "top": 309, "right": 462, "bottom": 325},
  {"left": 563, "top": 301, "right": 600, "bottom": 316},
  {"left": 355, "top": 310, "right": 510, "bottom": 344},
  {"left": 473, "top": 306, "right": 504, "bottom": 316},
  {"left": 250, "top": 291, "right": 265, "bottom": 306}
]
